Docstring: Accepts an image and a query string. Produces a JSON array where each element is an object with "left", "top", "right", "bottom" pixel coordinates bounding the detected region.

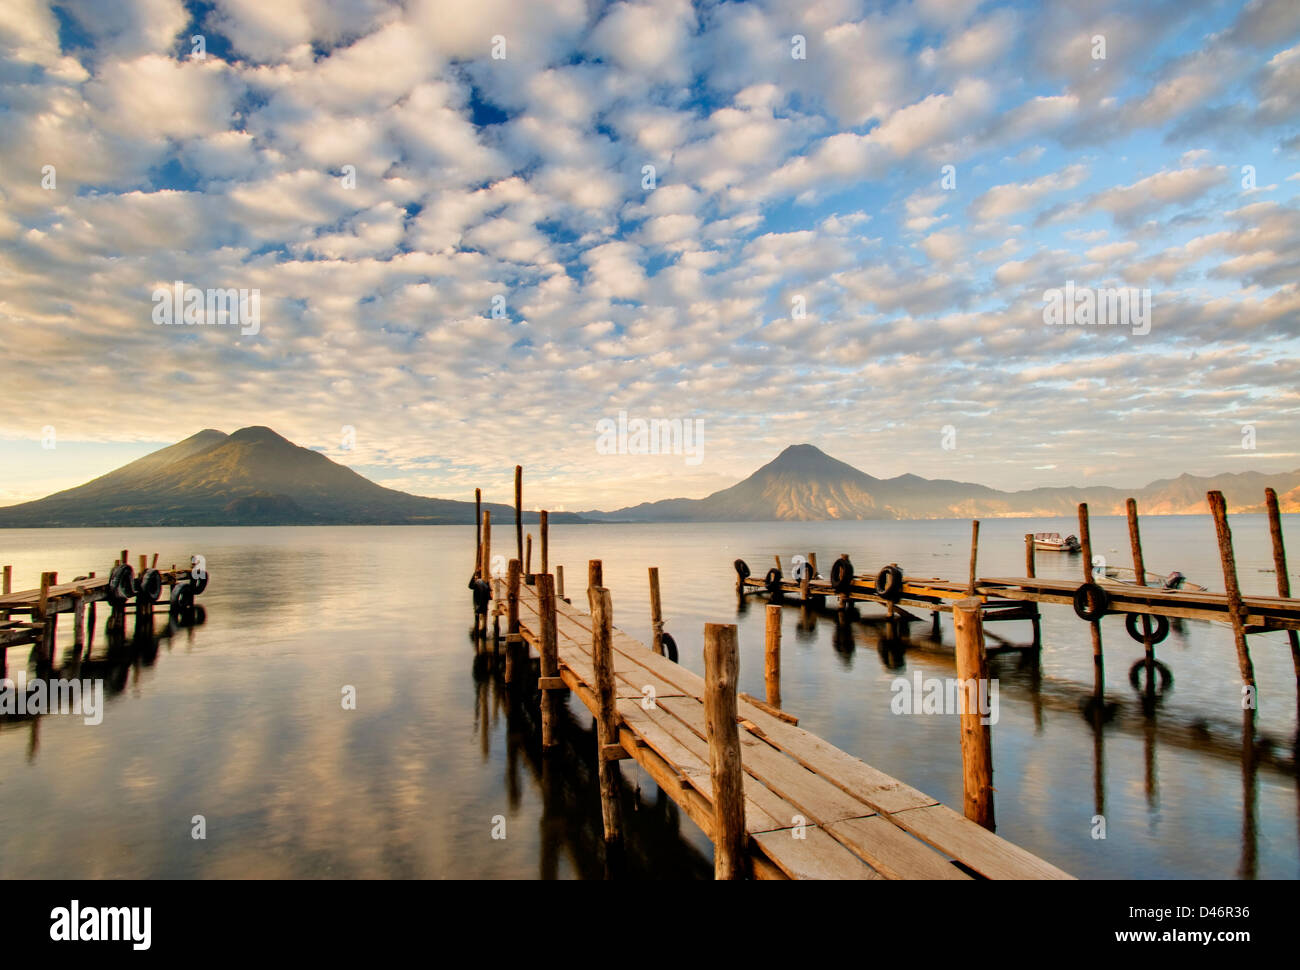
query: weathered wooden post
[
  {"left": 648, "top": 567, "right": 664, "bottom": 656},
  {"left": 474, "top": 488, "right": 482, "bottom": 576},
  {"left": 73, "top": 593, "right": 85, "bottom": 652},
  {"left": 799, "top": 559, "right": 810, "bottom": 603},
  {"left": 588, "top": 559, "right": 602, "bottom": 593},
  {"left": 808, "top": 552, "right": 819, "bottom": 578},
  {"left": 86, "top": 572, "right": 96, "bottom": 651},
  {"left": 1126, "top": 498, "right": 1158, "bottom": 694},
  {"left": 504, "top": 559, "right": 522, "bottom": 684},
  {"left": 1078, "top": 503, "right": 1105, "bottom": 701},
  {"left": 1, "top": 564, "right": 11, "bottom": 622},
  {"left": 514, "top": 465, "right": 523, "bottom": 567},
  {"left": 953, "top": 597, "right": 995, "bottom": 830},
  {"left": 967, "top": 520, "right": 980, "bottom": 594},
  {"left": 525, "top": 533, "right": 533, "bottom": 579},
  {"left": 704, "top": 622, "right": 746, "bottom": 879},
  {"left": 1207, "top": 491, "right": 1256, "bottom": 689},
  {"left": 539, "top": 510, "right": 549, "bottom": 577},
  {"left": 1024, "top": 534, "right": 1036, "bottom": 578},
  {"left": 1264, "top": 488, "right": 1300, "bottom": 689},
  {"left": 538, "top": 573, "right": 561, "bottom": 751},
  {"left": 36, "top": 572, "right": 54, "bottom": 668},
  {"left": 765, "top": 604, "right": 782, "bottom": 710},
  {"left": 590, "top": 586, "right": 624, "bottom": 871},
  {"left": 556, "top": 564, "right": 565, "bottom": 602}
]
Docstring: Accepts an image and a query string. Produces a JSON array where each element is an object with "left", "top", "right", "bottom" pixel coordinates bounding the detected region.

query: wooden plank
[
  {"left": 622, "top": 698, "right": 796, "bottom": 835},
  {"left": 753, "top": 826, "right": 886, "bottom": 881},
  {"left": 889, "top": 802, "right": 1074, "bottom": 880},
  {"left": 824, "top": 815, "right": 971, "bottom": 881},
  {"left": 656, "top": 696, "right": 883, "bottom": 827}
]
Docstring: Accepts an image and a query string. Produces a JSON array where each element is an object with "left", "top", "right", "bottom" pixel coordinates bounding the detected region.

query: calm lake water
[{"left": 1, "top": 516, "right": 1297, "bottom": 879}]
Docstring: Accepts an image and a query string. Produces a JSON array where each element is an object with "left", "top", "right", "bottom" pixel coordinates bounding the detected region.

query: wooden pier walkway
[{"left": 510, "top": 581, "right": 1071, "bottom": 880}]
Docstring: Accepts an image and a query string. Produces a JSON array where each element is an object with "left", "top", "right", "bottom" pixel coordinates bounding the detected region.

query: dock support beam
[
  {"left": 704, "top": 622, "right": 747, "bottom": 879},
  {"left": 967, "top": 520, "right": 980, "bottom": 595},
  {"left": 504, "top": 559, "right": 522, "bottom": 684},
  {"left": 648, "top": 567, "right": 664, "bottom": 656},
  {"left": 1208, "top": 491, "right": 1256, "bottom": 690},
  {"left": 538, "top": 573, "right": 561, "bottom": 751},
  {"left": 1126, "top": 499, "right": 1159, "bottom": 701},
  {"left": 514, "top": 465, "right": 523, "bottom": 568},
  {"left": 1264, "top": 488, "right": 1300, "bottom": 692},
  {"left": 539, "top": 510, "right": 549, "bottom": 578},
  {"left": 765, "top": 604, "right": 781, "bottom": 710},
  {"left": 953, "top": 598, "right": 995, "bottom": 831},
  {"left": 589, "top": 584, "right": 624, "bottom": 875},
  {"left": 1078, "top": 504, "right": 1105, "bottom": 702}
]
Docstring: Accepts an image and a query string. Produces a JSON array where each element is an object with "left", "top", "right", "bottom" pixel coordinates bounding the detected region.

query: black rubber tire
[
  {"left": 830, "top": 557, "right": 854, "bottom": 593},
  {"left": 1072, "top": 582, "right": 1110, "bottom": 621},
  {"left": 764, "top": 568, "right": 783, "bottom": 594},
  {"left": 1125, "top": 612, "right": 1170, "bottom": 645},
  {"left": 661, "top": 632, "right": 678, "bottom": 663},
  {"left": 137, "top": 568, "right": 163, "bottom": 603},
  {"left": 108, "top": 563, "right": 134, "bottom": 603},
  {"left": 734, "top": 559, "right": 751, "bottom": 580},
  {"left": 875, "top": 565, "right": 904, "bottom": 602},
  {"left": 170, "top": 580, "right": 194, "bottom": 613},
  {"left": 1129, "top": 658, "right": 1173, "bottom": 692}
]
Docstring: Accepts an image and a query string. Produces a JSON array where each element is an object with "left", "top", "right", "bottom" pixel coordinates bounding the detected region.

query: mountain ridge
[
  {"left": 579, "top": 443, "right": 1300, "bottom": 521},
  {"left": 2, "top": 434, "right": 1296, "bottom": 527},
  {"left": 0, "top": 427, "right": 577, "bottom": 527}
]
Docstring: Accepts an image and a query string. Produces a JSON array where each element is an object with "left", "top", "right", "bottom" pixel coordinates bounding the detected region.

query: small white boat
[
  {"left": 1033, "top": 532, "right": 1081, "bottom": 552},
  {"left": 1102, "top": 566, "right": 1207, "bottom": 592}
]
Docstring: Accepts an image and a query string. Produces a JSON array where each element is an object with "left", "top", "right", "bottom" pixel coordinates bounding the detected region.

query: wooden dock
[
  {"left": 0, "top": 552, "right": 207, "bottom": 677},
  {"left": 502, "top": 577, "right": 1070, "bottom": 880}
]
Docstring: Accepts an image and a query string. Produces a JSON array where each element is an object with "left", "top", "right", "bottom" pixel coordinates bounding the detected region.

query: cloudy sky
[{"left": 1, "top": 0, "right": 1298, "bottom": 511}]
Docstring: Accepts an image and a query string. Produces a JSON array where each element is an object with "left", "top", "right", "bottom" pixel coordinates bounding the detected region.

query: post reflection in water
[
  {"left": 741, "top": 587, "right": 1290, "bottom": 881},
  {"left": 2, "top": 602, "right": 206, "bottom": 764},
  {"left": 468, "top": 638, "right": 711, "bottom": 880}
]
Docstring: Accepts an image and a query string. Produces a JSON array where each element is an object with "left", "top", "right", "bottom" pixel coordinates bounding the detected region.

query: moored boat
[{"left": 1032, "top": 532, "right": 1081, "bottom": 552}]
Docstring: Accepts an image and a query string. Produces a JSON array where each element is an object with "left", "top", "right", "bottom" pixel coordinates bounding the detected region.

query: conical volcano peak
[{"left": 227, "top": 426, "right": 294, "bottom": 446}]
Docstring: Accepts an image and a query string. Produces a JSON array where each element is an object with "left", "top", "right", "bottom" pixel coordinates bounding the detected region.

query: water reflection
[
  {"left": 1, "top": 601, "right": 207, "bottom": 762},
  {"left": 468, "top": 637, "right": 711, "bottom": 879},
  {"left": 742, "top": 584, "right": 1291, "bottom": 879}
]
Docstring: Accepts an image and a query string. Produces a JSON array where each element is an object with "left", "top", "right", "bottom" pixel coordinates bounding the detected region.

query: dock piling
[
  {"left": 538, "top": 572, "right": 560, "bottom": 751},
  {"left": 1024, "top": 534, "right": 1035, "bottom": 579},
  {"left": 1126, "top": 499, "right": 1158, "bottom": 691},
  {"left": 648, "top": 567, "right": 664, "bottom": 656},
  {"left": 1264, "top": 488, "right": 1300, "bottom": 691},
  {"left": 1207, "top": 491, "right": 1257, "bottom": 690},
  {"left": 953, "top": 597, "right": 995, "bottom": 831},
  {"left": 765, "top": 603, "right": 782, "bottom": 710},
  {"left": 540, "top": 510, "right": 549, "bottom": 577},
  {"left": 589, "top": 585, "right": 625, "bottom": 872},
  {"left": 967, "top": 520, "right": 980, "bottom": 595},
  {"left": 474, "top": 488, "right": 482, "bottom": 576},
  {"left": 703, "top": 622, "right": 746, "bottom": 879},
  {"left": 504, "top": 559, "right": 522, "bottom": 683},
  {"left": 1078, "top": 504, "right": 1105, "bottom": 701},
  {"left": 514, "top": 465, "right": 523, "bottom": 567}
]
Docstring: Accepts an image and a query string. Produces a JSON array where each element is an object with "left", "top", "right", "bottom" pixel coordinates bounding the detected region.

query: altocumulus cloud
[{"left": 0, "top": 0, "right": 1298, "bottom": 510}]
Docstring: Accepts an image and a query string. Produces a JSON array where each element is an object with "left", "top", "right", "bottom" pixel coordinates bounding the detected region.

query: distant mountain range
[
  {"left": 0, "top": 427, "right": 577, "bottom": 527},
  {"left": 1, "top": 433, "right": 1295, "bottom": 528},
  {"left": 579, "top": 444, "right": 1300, "bottom": 521}
]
